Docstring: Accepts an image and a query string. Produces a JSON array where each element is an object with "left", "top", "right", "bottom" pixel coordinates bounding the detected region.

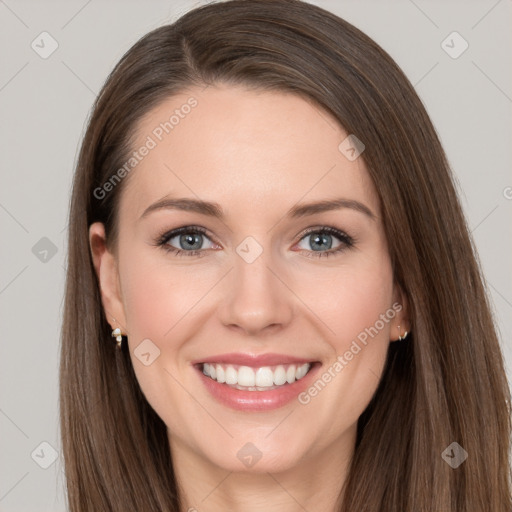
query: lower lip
[{"left": 195, "top": 363, "right": 321, "bottom": 411}]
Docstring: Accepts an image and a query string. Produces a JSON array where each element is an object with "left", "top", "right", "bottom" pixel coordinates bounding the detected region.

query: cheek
[
  {"left": 293, "top": 252, "right": 394, "bottom": 403},
  {"left": 296, "top": 252, "right": 395, "bottom": 347},
  {"left": 293, "top": 254, "right": 395, "bottom": 427},
  {"left": 117, "top": 250, "right": 209, "bottom": 434},
  {"left": 119, "top": 249, "right": 212, "bottom": 343}
]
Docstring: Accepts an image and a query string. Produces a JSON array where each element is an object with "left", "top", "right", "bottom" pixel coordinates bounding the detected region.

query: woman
[{"left": 59, "top": 0, "right": 512, "bottom": 510}]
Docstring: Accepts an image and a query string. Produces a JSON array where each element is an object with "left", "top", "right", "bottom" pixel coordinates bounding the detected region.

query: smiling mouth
[{"left": 197, "top": 362, "right": 316, "bottom": 391}]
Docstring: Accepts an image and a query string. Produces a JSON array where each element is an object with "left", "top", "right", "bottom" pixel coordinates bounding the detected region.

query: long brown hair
[{"left": 60, "top": 0, "right": 512, "bottom": 510}]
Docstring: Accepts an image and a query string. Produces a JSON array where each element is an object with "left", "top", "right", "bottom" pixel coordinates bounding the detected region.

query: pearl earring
[{"left": 111, "top": 318, "right": 125, "bottom": 348}]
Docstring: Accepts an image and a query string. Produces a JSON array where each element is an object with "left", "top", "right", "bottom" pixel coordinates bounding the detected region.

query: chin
[{"left": 203, "top": 439, "right": 309, "bottom": 474}]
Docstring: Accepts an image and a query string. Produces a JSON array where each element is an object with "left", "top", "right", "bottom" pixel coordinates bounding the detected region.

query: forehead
[{"left": 121, "top": 84, "right": 380, "bottom": 222}]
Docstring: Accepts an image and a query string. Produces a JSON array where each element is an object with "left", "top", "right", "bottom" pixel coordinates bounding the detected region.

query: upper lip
[{"left": 191, "top": 353, "right": 317, "bottom": 368}]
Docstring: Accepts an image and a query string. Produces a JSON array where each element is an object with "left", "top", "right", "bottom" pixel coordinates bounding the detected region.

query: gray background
[{"left": 0, "top": 0, "right": 511, "bottom": 510}]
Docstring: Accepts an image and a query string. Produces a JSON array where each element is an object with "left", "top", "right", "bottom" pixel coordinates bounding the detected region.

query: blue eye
[
  {"left": 155, "top": 225, "right": 355, "bottom": 258},
  {"left": 295, "top": 227, "right": 354, "bottom": 258},
  {"left": 156, "top": 226, "right": 215, "bottom": 257}
]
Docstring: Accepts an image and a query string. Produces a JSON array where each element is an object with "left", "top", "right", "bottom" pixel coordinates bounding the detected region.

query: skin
[{"left": 90, "top": 84, "right": 410, "bottom": 512}]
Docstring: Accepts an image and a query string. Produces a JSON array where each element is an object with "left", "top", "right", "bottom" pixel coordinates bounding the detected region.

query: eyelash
[{"left": 154, "top": 225, "right": 356, "bottom": 259}]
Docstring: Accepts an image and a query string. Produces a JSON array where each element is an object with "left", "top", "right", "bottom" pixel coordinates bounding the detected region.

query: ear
[
  {"left": 89, "top": 222, "right": 127, "bottom": 332},
  {"left": 390, "top": 282, "right": 411, "bottom": 342}
]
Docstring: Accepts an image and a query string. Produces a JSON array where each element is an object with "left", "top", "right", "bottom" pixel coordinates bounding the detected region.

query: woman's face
[{"left": 90, "top": 84, "right": 408, "bottom": 474}]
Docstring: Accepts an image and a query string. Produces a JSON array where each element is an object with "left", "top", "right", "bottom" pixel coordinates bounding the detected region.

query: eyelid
[{"left": 155, "top": 225, "right": 214, "bottom": 245}]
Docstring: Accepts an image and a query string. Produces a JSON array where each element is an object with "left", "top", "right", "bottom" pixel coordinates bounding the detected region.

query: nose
[{"left": 217, "top": 247, "right": 294, "bottom": 337}]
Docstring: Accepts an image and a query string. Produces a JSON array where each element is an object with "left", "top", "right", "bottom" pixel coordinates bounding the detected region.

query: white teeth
[
  {"left": 296, "top": 364, "right": 308, "bottom": 379},
  {"left": 225, "top": 366, "right": 237, "bottom": 385},
  {"left": 215, "top": 364, "right": 225, "bottom": 383},
  {"left": 201, "top": 362, "right": 312, "bottom": 389},
  {"left": 273, "top": 365, "right": 287, "bottom": 385},
  {"left": 255, "top": 367, "right": 274, "bottom": 387},
  {"left": 238, "top": 366, "right": 255, "bottom": 387},
  {"left": 286, "top": 365, "right": 296, "bottom": 384}
]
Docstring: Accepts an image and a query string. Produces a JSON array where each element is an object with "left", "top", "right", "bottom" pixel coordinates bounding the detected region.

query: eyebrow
[{"left": 139, "top": 196, "right": 377, "bottom": 222}]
